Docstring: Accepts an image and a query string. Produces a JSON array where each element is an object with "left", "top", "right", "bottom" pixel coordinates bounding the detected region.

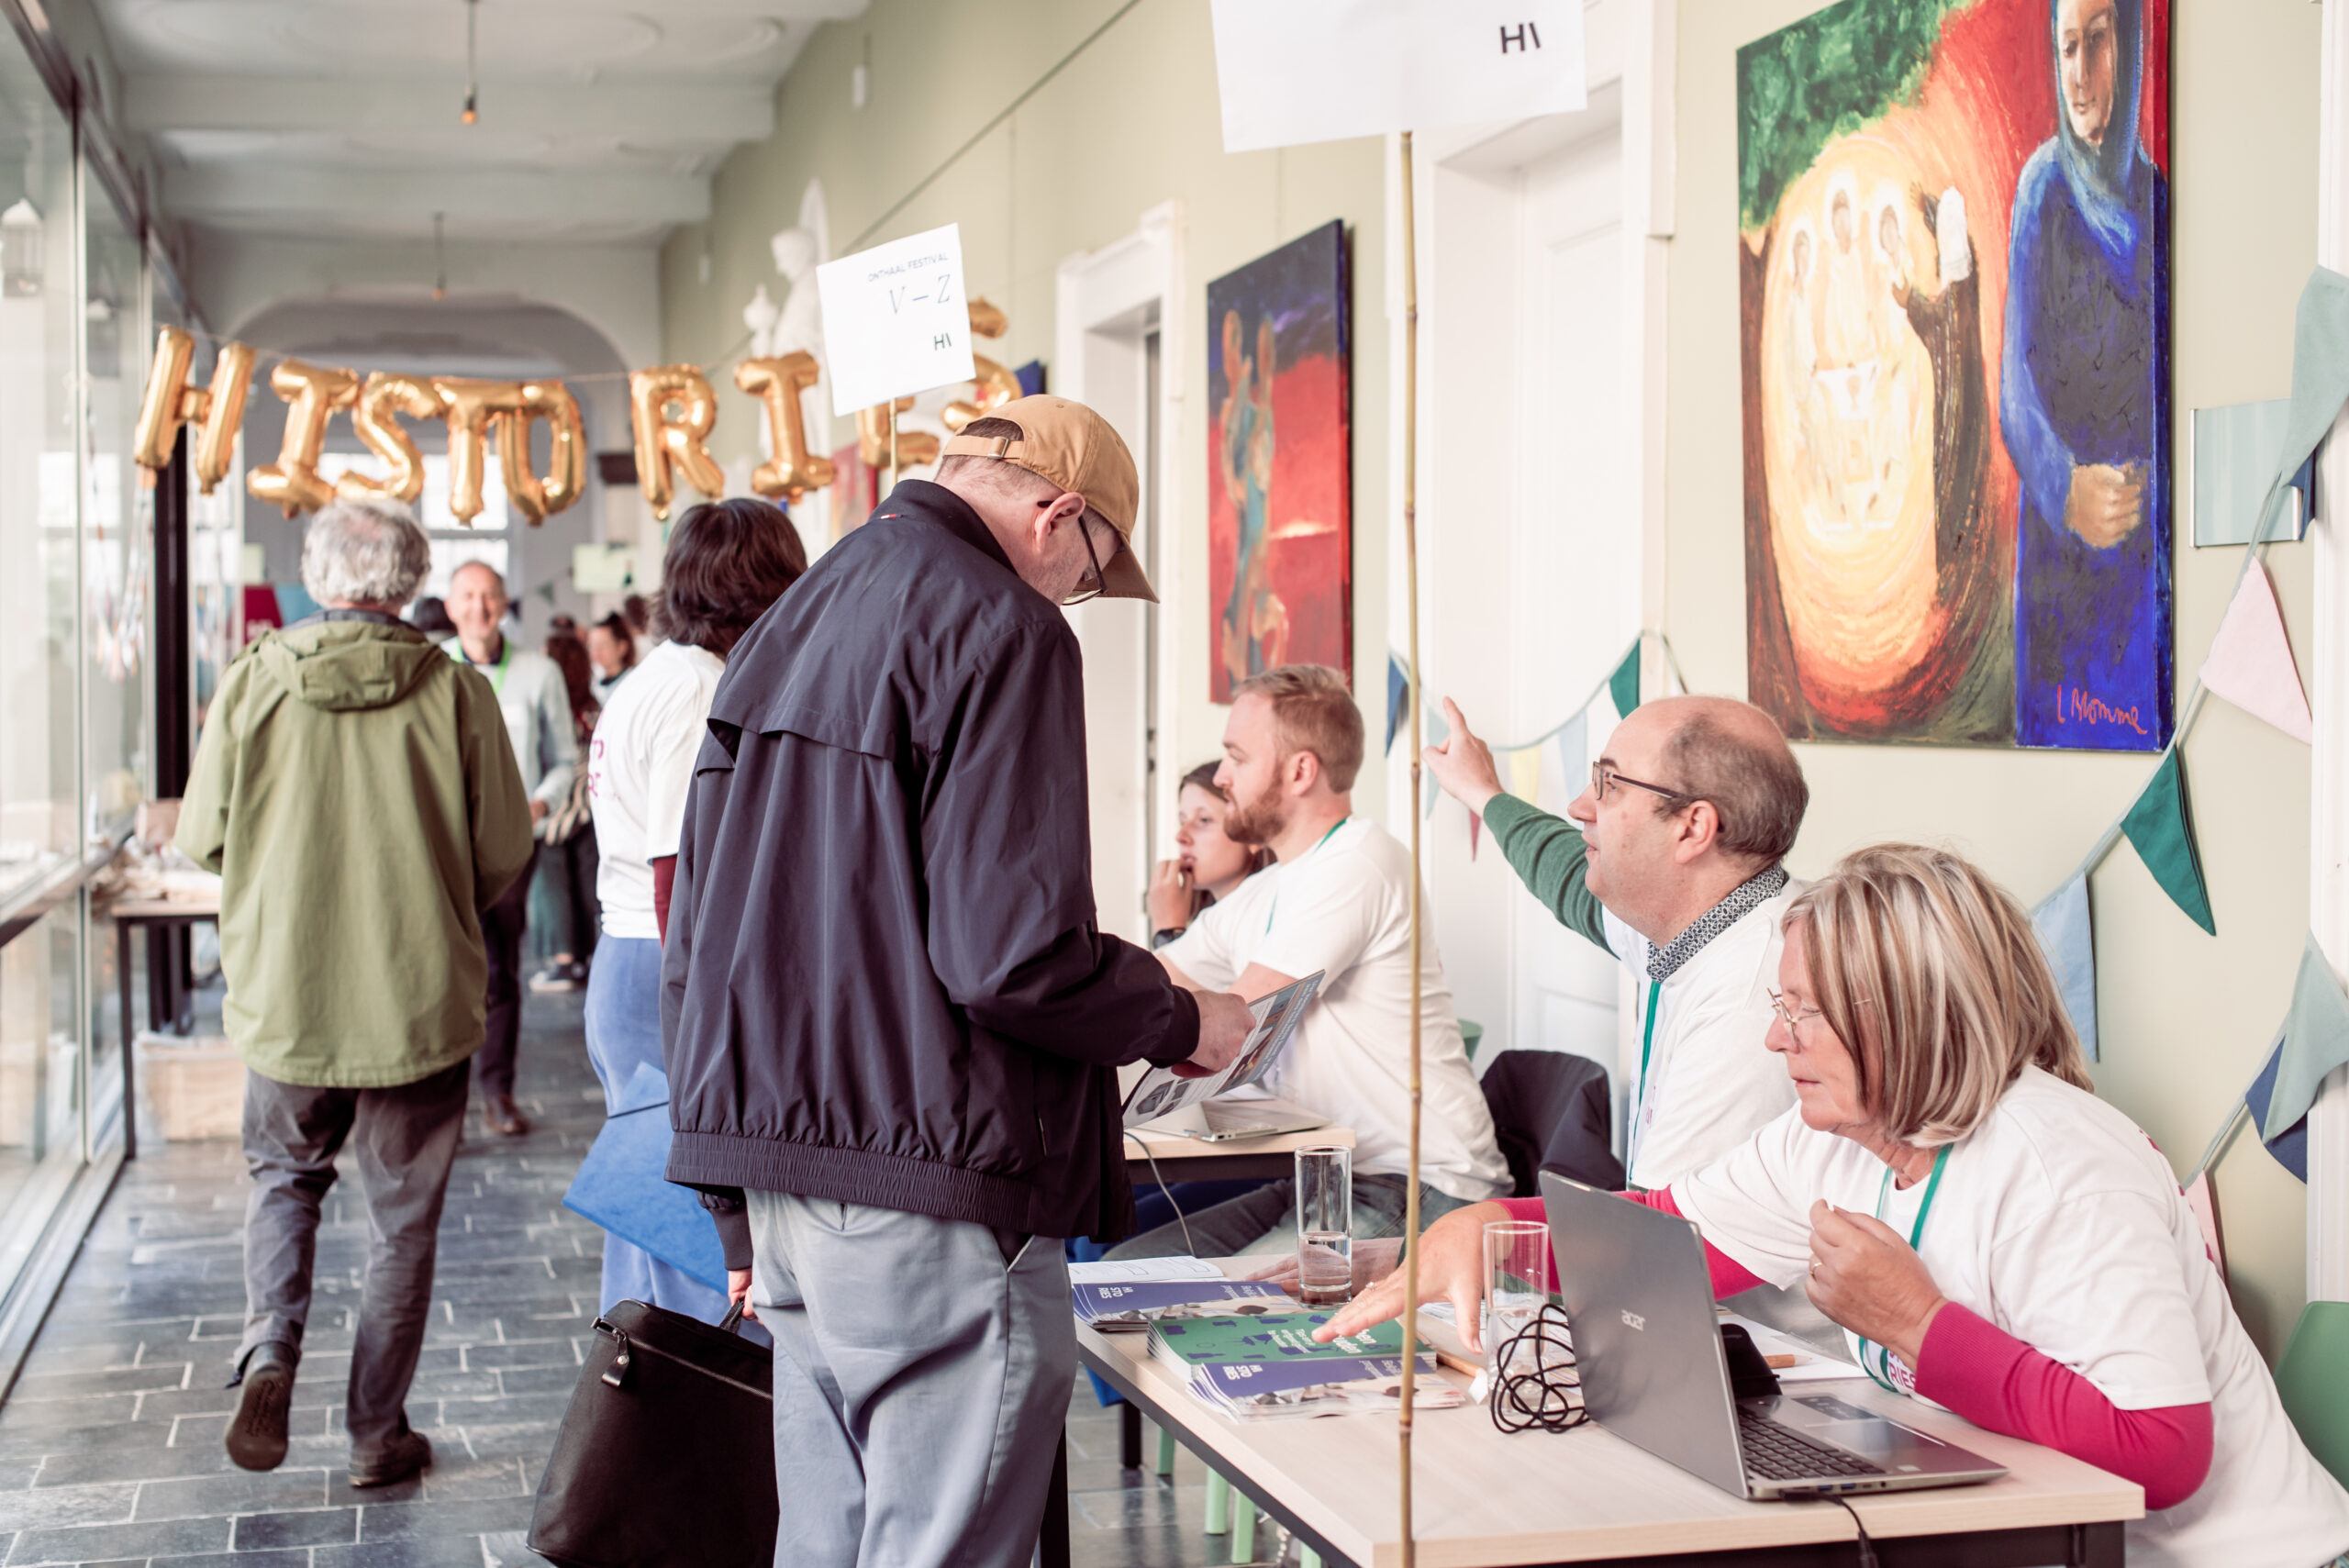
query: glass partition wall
[{"left": 0, "top": 22, "right": 163, "bottom": 1324}]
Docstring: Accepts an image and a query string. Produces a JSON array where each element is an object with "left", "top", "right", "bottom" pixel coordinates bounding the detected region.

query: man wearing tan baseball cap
[
  {"left": 934, "top": 394, "right": 1158, "bottom": 601},
  {"left": 664, "top": 390, "right": 1252, "bottom": 1566}
]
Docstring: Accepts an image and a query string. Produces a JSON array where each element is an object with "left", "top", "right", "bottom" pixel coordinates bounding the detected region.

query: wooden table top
[{"left": 1079, "top": 1300, "right": 2140, "bottom": 1568}]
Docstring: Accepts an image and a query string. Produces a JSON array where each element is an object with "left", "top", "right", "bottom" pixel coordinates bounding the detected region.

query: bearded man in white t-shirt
[
  {"left": 1110, "top": 664, "right": 1509, "bottom": 1259},
  {"left": 1425, "top": 694, "right": 1806, "bottom": 1190}
]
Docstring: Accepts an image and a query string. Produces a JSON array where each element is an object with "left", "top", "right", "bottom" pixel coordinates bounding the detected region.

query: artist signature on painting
[{"left": 2058, "top": 684, "right": 2151, "bottom": 736}]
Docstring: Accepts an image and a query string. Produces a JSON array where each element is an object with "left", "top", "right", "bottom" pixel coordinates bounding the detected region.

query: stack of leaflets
[
  {"left": 1073, "top": 1279, "right": 1290, "bottom": 1330},
  {"left": 1147, "top": 1311, "right": 1463, "bottom": 1420}
]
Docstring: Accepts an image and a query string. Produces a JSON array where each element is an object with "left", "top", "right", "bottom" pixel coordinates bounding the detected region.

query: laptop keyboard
[{"left": 1735, "top": 1407, "right": 1887, "bottom": 1481}]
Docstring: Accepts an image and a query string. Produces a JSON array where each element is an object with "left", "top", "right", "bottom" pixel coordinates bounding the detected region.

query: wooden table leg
[
  {"left": 115, "top": 918, "right": 137, "bottom": 1160},
  {"left": 1038, "top": 1426, "right": 1071, "bottom": 1568}
]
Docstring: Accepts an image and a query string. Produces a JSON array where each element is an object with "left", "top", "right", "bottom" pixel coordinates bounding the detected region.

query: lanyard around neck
[
  {"left": 1264, "top": 817, "right": 1349, "bottom": 933},
  {"left": 1857, "top": 1142, "right": 1952, "bottom": 1394},
  {"left": 466, "top": 638, "right": 513, "bottom": 696},
  {"left": 1627, "top": 980, "right": 1664, "bottom": 1178}
]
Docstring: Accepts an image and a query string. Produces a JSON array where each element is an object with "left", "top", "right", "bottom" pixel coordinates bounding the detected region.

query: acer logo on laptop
[{"left": 1620, "top": 1309, "right": 1645, "bottom": 1331}]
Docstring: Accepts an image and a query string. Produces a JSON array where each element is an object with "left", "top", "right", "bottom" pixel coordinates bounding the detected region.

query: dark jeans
[
  {"left": 540, "top": 829, "right": 598, "bottom": 961},
  {"left": 477, "top": 843, "right": 537, "bottom": 1098},
  {"left": 238, "top": 1059, "right": 470, "bottom": 1460}
]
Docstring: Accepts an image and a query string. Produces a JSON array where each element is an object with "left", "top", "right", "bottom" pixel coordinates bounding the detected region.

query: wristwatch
[{"left": 1152, "top": 927, "right": 1186, "bottom": 950}]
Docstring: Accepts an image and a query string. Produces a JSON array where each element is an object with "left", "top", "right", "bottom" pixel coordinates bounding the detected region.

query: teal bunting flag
[
  {"left": 1552, "top": 711, "right": 1588, "bottom": 812},
  {"left": 1421, "top": 704, "right": 1446, "bottom": 820},
  {"left": 2250, "top": 936, "right": 2349, "bottom": 1177},
  {"left": 2120, "top": 749, "right": 2215, "bottom": 936},
  {"left": 1386, "top": 653, "right": 1409, "bottom": 756},
  {"left": 2250, "top": 267, "right": 2349, "bottom": 540},
  {"left": 2031, "top": 873, "right": 2099, "bottom": 1062},
  {"left": 1609, "top": 642, "right": 1642, "bottom": 717}
]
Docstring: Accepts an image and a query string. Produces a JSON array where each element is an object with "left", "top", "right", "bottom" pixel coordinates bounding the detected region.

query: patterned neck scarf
[{"left": 1646, "top": 865, "right": 1790, "bottom": 984}]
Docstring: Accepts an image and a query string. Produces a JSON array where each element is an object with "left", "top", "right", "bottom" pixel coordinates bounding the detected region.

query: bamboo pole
[{"left": 1395, "top": 125, "right": 1422, "bottom": 1568}]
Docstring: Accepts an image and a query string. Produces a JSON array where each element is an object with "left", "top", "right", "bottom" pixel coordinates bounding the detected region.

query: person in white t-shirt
[
  {"left": 1425, "top": 694, "right": 1806, "bottom": 1190},
  {"left": 584, "top": 498, "right": 807, "bottom": 1328},
  {"left": 1110, "top": 664, "right": 1508, "bottom": 1259},
  {"left": 1327, "top": 845, "right": 2349, "bottom": 1568}
]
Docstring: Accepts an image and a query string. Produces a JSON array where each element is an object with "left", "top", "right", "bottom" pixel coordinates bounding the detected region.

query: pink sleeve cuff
[
  {"left": 1917, "top": 1302, "right": 2213, "bottom": 1510},
  {"left": 1493, "top": 1190, "right": 1765, "bottom": 1298}
]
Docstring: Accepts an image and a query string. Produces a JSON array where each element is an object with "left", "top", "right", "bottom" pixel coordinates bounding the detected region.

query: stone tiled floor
[{"left": 0, "top": 992, "right": 1286, "bottom": 1568}]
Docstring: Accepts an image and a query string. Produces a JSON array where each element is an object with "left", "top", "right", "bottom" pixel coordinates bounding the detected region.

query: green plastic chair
[
  {"left": 2277, "top": 1300, "right": 2349, "bottom": 1488},
  {"left": 2278, "top": 1301, "right": 2349, "bottom": 1487}
]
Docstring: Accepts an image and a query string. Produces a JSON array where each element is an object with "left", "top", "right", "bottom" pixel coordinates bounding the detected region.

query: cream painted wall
[
  {"left": 1671, "top": 0, "right": 2323, "bottom": 1358},
  {"left": 659, "top": 0, "right": 1391, "bottom": 827}
]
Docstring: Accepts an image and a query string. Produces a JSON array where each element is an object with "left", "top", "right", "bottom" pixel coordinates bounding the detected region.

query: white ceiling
[{"left": 102, "top": 0, "right": 864, "bottom": 244}]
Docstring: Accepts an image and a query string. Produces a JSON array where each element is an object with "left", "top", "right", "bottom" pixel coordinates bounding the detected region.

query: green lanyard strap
[
  {"left": 1629, "top": 980, "right": 1663, "bottom": 1173},
  {"left": 1263, "top": 817, "right": 1349, "bottom": 933},
  {"left": 1858, "top": 1142, "right": 1952, "bottom": 1395}
]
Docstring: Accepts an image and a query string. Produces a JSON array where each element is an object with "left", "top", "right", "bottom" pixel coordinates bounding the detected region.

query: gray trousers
[
  {"left": 747, "top": 1191, "right": 1074, "bottom": 1568},
  {"left": 238, "top": 1060, "right": 470, "bottom": 1457},
  {"left": 1107, "top": 1171, "right": 1476, "bottom": 1260}
]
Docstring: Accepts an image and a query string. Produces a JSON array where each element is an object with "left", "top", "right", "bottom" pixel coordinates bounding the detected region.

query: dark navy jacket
[{"left": 661, "top": 480, "right": 1199, "bottom": 1247}]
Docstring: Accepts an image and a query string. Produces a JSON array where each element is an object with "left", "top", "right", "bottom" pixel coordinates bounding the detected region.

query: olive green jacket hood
[{"left": 178, "top": 619, "right": 535, "bottom": 1087}]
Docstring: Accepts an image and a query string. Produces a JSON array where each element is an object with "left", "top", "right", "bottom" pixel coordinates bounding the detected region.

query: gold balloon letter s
[
  {"left": 499, "top": 380, "right": 588, "bottom": 525},
  {"left": 248, "top": 359, "right": 361, "bottom": 517},
  {"left": 629, "top": 366, "right": 726, "bottom": 521},
  {"left": 736, "top": 352, "right": 835, "bottom": 504},
  {"left": 337, "top": 373, "right": 440, "bottom": 504},
  {"left": 132, "top": 327, "right": 254, "bottom": 495}
]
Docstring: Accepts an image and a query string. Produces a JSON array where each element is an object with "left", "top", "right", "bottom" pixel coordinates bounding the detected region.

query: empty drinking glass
[
  {"left": 1294, "top": 1146, "right": 1353, "bottom": 1306},
  {"left": 1483, "top": 1220, "right": 1552, "bottom": 1370}
]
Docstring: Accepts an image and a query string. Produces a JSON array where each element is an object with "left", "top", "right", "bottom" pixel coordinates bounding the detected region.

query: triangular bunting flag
[
  {"left": 1507, "top": 746, "right": 1542, "bottom": 804},
  {"left": 2199, "top": 561, "right": 2312, "bottom": 743},
  {"left": 1468, "top": 810, "right": 1482, "bottom": 861},
  {"left": 1609, "top": 641, "right": 1642, "bottom": 718},
  {"left": 2251, "top": 936, "right": 2349, "bottom": 1173},
  {"left": 2120, "top": 749, "right": 2216, "bottom": 935},
  {"left": 1422, "top": 703, "right": 1447, "bottom": 819},
  {"left": 2250, "top": 266, "right": 2349, "bottom": 540},
  {"left": 1386, "top": 653, "right": 1410, "bottom": 755},
  {"left": 2246, "top": 1041, "right": 2313, "bottom": 1182},
  {"left": 2183, "top": 1171, "right": 2225, "bottom": 1279},
  {"left": 1541, "top": 710, "right": 1586, "bottom": 816},
  {"left": 2030, "top": 874, "right": 2098, "bottom": 1061}
]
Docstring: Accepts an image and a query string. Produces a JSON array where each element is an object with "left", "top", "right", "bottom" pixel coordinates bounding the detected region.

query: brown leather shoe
[{"left": 484, "top": 1094, "right": 529, "bottom": 1137}]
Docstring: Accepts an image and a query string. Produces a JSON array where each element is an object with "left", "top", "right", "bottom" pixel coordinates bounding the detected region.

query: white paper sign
[
  {"left": 816, "top": 223, "right": 977, "bottom": 417},
  {"left": 1208, "top": 0, "right": 1586, "bottom": 153}
]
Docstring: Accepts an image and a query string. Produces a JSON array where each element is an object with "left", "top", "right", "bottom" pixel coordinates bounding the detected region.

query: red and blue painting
[
  {"left": 1207, "top": 219, "right": 1353, "bottom": 702},
  {"left": 1740, "top": 0, "right": 2172, "bottom": 750}
]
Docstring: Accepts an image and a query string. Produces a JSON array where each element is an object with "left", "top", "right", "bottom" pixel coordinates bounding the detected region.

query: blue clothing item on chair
[{"left": 576, "top": 934, "right": 765, "bottom": 1342}]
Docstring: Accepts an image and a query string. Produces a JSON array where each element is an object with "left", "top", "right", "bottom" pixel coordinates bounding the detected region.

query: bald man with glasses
[{"left": 1425, "top": 694, "right": 1808, "bottom": 1191}]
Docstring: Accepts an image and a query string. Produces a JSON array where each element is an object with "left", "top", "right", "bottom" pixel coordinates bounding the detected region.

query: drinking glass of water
[
  {"left": 1294, "top": 1146, "right": 1353, "bottom": 1306},
  {"left": 1483, "top": 1220, "right": 1551, "bottom": 1370}
]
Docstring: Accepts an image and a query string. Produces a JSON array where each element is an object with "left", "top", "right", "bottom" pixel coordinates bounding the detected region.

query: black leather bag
[{"left": 527, "top": 1298, "right": 778, "bottom": 1567}]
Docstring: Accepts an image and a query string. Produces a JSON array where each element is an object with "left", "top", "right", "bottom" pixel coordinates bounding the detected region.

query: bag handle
[{"left": 719, "top": 1295, "right": 749, "bottom": 1335}]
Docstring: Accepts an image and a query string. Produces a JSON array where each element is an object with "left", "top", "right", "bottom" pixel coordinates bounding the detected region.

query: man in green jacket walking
[{"left": 179, "top": 497, "right": 533, "bottom": 1488}]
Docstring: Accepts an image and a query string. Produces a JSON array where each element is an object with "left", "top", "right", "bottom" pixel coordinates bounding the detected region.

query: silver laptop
[
  {"left": 1539, "top": 1172, "right": 2007, "bottom": 1499},
  {"left": 1143, "top": 1095, "right": 1329, "bottom": 1142}
]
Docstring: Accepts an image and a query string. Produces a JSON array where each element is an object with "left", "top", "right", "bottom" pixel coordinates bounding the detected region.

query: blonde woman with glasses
[{"left": 1325, "top": 844, "right": 2349, "bottom": 1568}]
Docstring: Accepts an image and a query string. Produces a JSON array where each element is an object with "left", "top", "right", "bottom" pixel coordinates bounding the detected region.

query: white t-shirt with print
[
  {"left": 1675, "top": 1066, "right": 2349, "bottom": 1568},
  {"left": 1160, "top": 816, "right": 1508, "bottom": 1204},
  {"left": 587, "top": 639, "right": 725, "bottom": 940},
  {"left": 1601, "top": 895, "right": 1800, "bottom": 1191}
]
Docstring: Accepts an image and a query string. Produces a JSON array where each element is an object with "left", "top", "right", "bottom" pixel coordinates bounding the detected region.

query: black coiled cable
[{"left": 1488, "top": 1303, "right": 1590, "bottom": 1435}]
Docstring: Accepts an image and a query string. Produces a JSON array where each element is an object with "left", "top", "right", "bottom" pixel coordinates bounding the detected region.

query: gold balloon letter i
[
  {"left": 736, "top": 351, "right": 835, "bottom": 504},
  {"left": 248, "top": 359, "right": 361, "bottom": 517}
]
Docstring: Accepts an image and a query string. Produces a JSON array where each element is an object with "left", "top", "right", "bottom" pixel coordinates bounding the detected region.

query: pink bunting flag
[
  {"left": 1468, "top": 810, "right": 1482, "bottom": 862},
  {"left": 2199, "top": 561, "right": 2312, "bottom": 743}
]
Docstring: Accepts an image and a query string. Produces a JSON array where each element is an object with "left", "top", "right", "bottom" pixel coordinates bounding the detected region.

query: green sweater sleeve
[{"left": 1481, "top": 792, "right": 1612, "bottom": 956}]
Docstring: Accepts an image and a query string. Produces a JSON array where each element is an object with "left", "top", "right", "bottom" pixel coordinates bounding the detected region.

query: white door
[{"left": 1507, "top": 128, "right": 1632, "bottom": 1084}]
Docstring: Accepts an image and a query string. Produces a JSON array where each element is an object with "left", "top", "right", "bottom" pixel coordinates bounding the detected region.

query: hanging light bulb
[
  {"left": 461, "top": 0, "right": 479, "bottom": 124},
  {"left": 433, "top": 212, "right": 448, "bottom": 300}
]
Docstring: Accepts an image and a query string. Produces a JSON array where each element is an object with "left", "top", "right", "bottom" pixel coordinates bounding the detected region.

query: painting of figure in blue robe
[
  {"left": 2001, "top": 0, "right": 2170, "bottom": 749},
  {"left": 1738, "top": 0, "right": 2170, "bottom": 751}
]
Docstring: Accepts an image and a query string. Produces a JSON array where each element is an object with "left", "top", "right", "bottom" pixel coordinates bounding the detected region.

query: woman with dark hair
[
  {"left": 1147, "top": 760, "right": 1274, "bottom": 948},
  {"left": 584, "top": 612, "right": 635, "bottom": 703},
  {"left": 584, "top": 497, "right": 807, "bottom": 1327},
  {"left": 529, "top": 631, "right": 602, "bottom": 995}
]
